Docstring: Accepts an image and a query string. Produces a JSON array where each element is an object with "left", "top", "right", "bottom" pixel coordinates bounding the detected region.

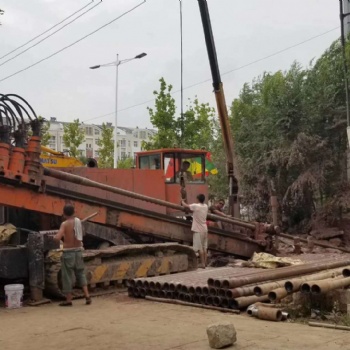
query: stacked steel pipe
[{"left": 128, "top": 257, "right": 350, "bottom": 310}]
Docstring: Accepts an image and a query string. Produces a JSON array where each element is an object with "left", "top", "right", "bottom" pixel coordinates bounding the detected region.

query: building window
[
  {"left": 94, "top": 128, "right": 100, "bottom": 135},
  {"left": 128, "top": 140, "right": 131, "bottom": 147},
  {"left": 133, "top": 132, "right": 138, "bottom": 138},
  {"left": 134, "top": 141, "right": 138, "bottom": 147},
  {"left": 95, "top": 138, "right": 100, "bottom": 145},
  {"left": 128, "top": 152, "right": 131, "bottom": 157},
  {"left": 95, "top": 151, "right": 99, "bottom": 157},
  {"left": 121, "top": 151, "right": 126, "bottom": 159},
  {"left": 120, "top": 139, "right": 126, "bottom": 147},
  {"left": 85, "top": 127, "right": 93, "bottom": 136},
  {"left": 86, "top": 143, "right": 92, "bottom": 149},
  {"left": 139, "top": 131, "right": 146, "bottom": 139}
]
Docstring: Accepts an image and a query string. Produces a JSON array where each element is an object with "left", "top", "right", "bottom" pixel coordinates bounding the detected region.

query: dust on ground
[{"left": 0, "top": 293, "right": 349, "bottom": 350}]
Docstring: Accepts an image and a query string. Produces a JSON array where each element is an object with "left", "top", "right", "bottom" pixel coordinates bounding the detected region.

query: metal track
[{"left": 44, "top": 243, "right": 198, "bottom": 298}]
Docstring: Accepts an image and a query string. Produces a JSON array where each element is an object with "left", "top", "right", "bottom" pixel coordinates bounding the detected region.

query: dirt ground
[{"left": 1, "top": 293, "right": 350, "bottom": 350}]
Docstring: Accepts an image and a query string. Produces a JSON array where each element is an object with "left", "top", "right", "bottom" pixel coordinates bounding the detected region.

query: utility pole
[
  {"left": 344, "top": 0, "right": 350, "bottom": 36},
  {"left": 340, "top": 0, "right": 350, "bottom": 180}
]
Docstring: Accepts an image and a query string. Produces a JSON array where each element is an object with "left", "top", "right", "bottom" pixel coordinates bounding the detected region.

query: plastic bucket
[{"left": 4, "top": 284, "right": 24, "bottom": 309}]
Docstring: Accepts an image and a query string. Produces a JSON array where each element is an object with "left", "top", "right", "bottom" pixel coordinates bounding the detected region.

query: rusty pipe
[
  {"left": 209, "top": 287, "right": 218, "bottom": 296},
  {"left": 268, "top": 287, "right": 289, "bottom": 302},
  {"left": 218, "top": 258, "right": 350, "bottom": 289},
  {"left": 302, "top": 276, "right": 343, "bottom": 294},
  {"left": 255, "top": 306, "right": 283, "bottom": 321},
  {"left": 206, "top": 296, "right": 214, "bottom": 305},
  {"left": 202, "top": 286, "right": 209, "bottom": 295},
  {"left": 195, "top": 286, "right": 203, "bottom": 294},
  {"left": 43, "top": 167, "right": 256, "bottom": 230},
  {"left": 311, "top": 277, "right": 350, "bottom": 294},
  {"left": 254, "top": 279, "right": 289, "bottom": 296},
  {"left": 221, "top": 298, "right": 230, "bottom": 308},
  {"left": 276, "top": 232, "right": 350, "bottom": 253},
  {"left": 145, "top": 296, "right": 240, "bottom": 314},
  {"left": 199, "top": 295, "right": 207, "bottom": 304},
  {"left": 225, "top": 285, "right": 256, "bottom": 298},
  {"left": 192, "top": 294, "right": 200, "bottom": 303},
  {"left": 229, "top": 295, "right": 269, "bottom": 309},
  {"left": 308, "top": 322, "right": 350, "bottom": 331},
  {"left": 285, "top": 268, "right": 345, "bottom": 293}
]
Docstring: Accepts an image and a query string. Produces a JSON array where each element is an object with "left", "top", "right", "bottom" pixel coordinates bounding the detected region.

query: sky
[{"left": 0, "top": 0, "right": 341, "bottom": 129}]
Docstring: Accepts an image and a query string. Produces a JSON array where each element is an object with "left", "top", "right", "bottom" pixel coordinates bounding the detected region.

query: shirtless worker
[
  {"left": 53, "top": 204, "right": 91, "bottom": 306},
  {"left": 208, "top": 199, "right": 230, "bottom": 229},
  {"left": 181, "top": 194, "right": 208, "bottom": 268}
]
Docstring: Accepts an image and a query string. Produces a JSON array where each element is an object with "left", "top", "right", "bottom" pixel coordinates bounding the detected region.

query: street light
[{"left": 89, "top": 52, "right": 147, "bottom": 168}]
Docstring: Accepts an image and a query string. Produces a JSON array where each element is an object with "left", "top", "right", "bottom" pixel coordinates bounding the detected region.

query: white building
[{"left": 46, "top": 118, "right": 156, "bottom": 160}]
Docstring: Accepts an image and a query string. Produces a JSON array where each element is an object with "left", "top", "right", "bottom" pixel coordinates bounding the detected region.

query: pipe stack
[{"left": 128, "top": 258, "right": 350, "bottom": 311}]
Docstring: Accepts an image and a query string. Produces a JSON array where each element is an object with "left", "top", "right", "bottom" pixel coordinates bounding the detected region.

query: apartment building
[{"left": 47, "top": 118, "right": 156, "bottom": 160}]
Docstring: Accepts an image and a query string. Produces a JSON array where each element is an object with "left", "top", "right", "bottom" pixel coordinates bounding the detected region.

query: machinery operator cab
[{"left": 136, "top": 149, "right": 206, "bottom": 184}]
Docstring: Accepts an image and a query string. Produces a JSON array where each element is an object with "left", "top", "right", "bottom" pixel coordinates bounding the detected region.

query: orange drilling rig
[{"left": 0, "top": 1, "right": 278, "bottom": 303}]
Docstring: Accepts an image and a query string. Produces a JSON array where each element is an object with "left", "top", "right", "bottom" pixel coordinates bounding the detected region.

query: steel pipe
[
  {"left": 254, "top": 279, "right": 288, "bottom": 296},
  {"left": 229, "top": 295, "right": 269, "bottom": 309},
  {"left": 255, "top": 306, "right": 283, "bottom": 321},
  {"left": 285, "top": 268, "right": 345, "bottom": 293},
  {"left": 217, "top": 258, "right": 350, "bottom": 289},
  {"left": 145, "top": 296, "right": 240, "bottom": 314},
  {"left": 302, "top": 276, "right": 343, "bottom": 294},
  {"left": 268, "top": 287, "right": 288, "bottom": 302},
  {"left": 44, "top": 167, "right": 256, "bottom": 230},
  {"left": 308, "top": 321, "right": 350, "bottom": 331},
  {"left": 276, "top": 232, "right": 350, "bottom": 253},
  {"left": 311, "top": 277, "right": 350, "bottom": 294},
  {"left": 225, "top": 285, "right": 256, "bottom": 298}
]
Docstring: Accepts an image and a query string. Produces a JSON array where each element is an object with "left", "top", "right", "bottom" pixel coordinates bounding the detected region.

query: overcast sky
[{"left": 0, "top": 0, "right": 340, "bottom": 128}]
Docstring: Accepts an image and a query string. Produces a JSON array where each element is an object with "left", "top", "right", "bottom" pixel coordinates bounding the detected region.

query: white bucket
[{"left": 4, "top": 284, "right": 24, "bottom": 309}]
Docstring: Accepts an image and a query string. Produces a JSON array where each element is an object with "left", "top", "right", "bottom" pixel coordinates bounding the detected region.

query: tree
[
  {"left": 118, "top": 157, "right": 134, "bottom": 169},
  {"left": 144, "top": 77, "right": 216, "bottom": 150},
  {"left": 63, "top": 119, "right": 85, "bottom": 158},
  {"left": 143, "top": 78, "right": 177, "bottom": 150},
  {"left": 230, "top": 39, "right": 350, "bottom": 229},
  {"left": 96, "top": 123, "right": 114, "bottom": 168}
]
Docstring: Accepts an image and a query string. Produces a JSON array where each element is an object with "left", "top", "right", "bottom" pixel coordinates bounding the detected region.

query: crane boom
[{"left": 197, "top": 0, "right": 239, "bottom": 217}]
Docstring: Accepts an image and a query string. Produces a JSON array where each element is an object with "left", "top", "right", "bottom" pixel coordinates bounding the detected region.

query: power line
[
  {"left": 0, "top": 1, "right": 103, "bottom": 68},
  {"left": 83, "top": 26, "right": 339, "bottom": 123},
  {"left": 0, "top": 1, "right": 95, "bottom": 60},
  {"left": 0, "top": 0, "right": 146, "bottom": 83}
]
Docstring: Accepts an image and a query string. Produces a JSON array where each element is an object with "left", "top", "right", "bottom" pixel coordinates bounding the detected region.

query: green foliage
[
  {"left": 96, "top": 123, "right": 114, "bottom": 168},
  {"left": 118, "top": 157, "right": 134, "bottom": 169},
  {"left": 231, "top": 39, "right": 350, "bottom": 228},
  {"left": 63, "top": 119, "right": 85, "bottom": 158},
  {"left": 143, "top": 77, "right": 216, "bottom": 150}
]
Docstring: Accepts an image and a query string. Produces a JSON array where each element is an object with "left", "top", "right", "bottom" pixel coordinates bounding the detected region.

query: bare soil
[{"left": 0, "top": 293, "right": 350, "bottom": 350}]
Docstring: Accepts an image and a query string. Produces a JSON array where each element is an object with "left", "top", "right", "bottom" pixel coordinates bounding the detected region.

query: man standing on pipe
[{"left": 182, "top": 194, "right": 208, "bottom": 268}]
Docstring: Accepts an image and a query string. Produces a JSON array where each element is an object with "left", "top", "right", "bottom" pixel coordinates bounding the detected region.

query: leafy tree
[
  {"left": 96, "top": 123, "right": 114, "bottom": 168},
  {"left": 143, "top": 78, "right": 216, "bottom": 151},
  {"left": 230, "top": 39, "right": 350, "bottom": 229},
  {"left": 63, "top": 119, "right": 85, "bottom": 158},
  {"left": 118, "top": 157, "right": 134, "bottom": 169},
  {"left": 143, "top": 78, "right": 177, "bottom": 149}
]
